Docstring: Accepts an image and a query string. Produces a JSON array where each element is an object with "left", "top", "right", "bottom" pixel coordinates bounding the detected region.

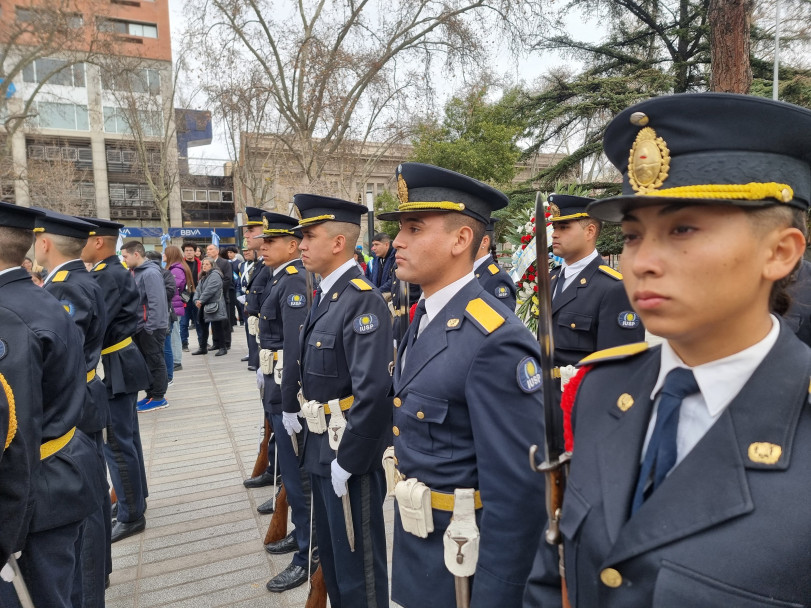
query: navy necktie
[
  {"left": 309, "top": 286, "right": 322, "bottom": 323},
  {"left": 410, "top": 300, "right": 427, "bottom": 347},
  {"left": 553, "top": 268, "right": 566, "bottom": 302},
  {"left": 631, "top": 367, "right": 699, "bottom": 514}
]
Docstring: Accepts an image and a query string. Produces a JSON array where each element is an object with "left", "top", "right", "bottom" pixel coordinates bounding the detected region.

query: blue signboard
[
  {"left": 119, "top": 227, "right": 236, "bottom": 239},
  {"left": 1, "top": 80, "right": 15, "bottom": 99}
]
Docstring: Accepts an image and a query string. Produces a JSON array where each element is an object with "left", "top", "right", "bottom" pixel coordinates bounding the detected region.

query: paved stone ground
[{"left": 107, "top": 327, "right": 397, "bottom": 607}]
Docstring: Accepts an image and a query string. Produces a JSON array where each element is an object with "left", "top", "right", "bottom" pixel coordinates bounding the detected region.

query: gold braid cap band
[
  {"left": 644, "top": 182, "right": 794, "bottom": 204},
  {"left": 1, "top": 373, "right": 15, "bottom": 450},
  {"left": 261, "top": 229, "right": 296, "bottom": 236},
  {"left": 298, "top": 214, "right": 336, "bottom": 226},
  {"left": 397, "top": 201, "right": 466, "bottom": 212}
]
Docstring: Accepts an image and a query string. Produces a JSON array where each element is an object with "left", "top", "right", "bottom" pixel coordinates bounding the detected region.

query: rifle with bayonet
[{"left": 527, "top": 192, "right": 573, "bottom": 608}]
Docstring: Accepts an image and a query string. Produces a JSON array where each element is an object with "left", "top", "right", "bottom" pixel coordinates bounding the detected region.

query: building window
[
  {"left": 101, "top": 68, "right": 160, "bottom": 95},
  {"left": 35, "top": 102, "right": 89, "bottom": 131},
  {"left": 181, "top": 189, "right": 194, "bottom": 201},
  {"left": 23, "top": 59, "right": 85, "bottom": 88},
  {"left": 16, "top": 8, "right": 83, "bottom": 27},
  {"left": 99, "top": 18, "right": 158, "bottom": 38},
  {"left": 103, "top": 106, "right": 163, "bottom": 137}
]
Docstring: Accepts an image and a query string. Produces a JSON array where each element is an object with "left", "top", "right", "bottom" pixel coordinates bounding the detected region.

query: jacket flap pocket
[
  {"left": 558, "top": 311, "right": 593, "bottom": 332},
  {"left": 309, "top": 331, "right": 336, "bottom": 349},
  {"left": 403, "top": 390, "right": 448, "bottom": 424}
]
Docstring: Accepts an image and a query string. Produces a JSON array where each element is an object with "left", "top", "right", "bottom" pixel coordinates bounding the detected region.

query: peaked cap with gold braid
[
  {"left": 377, "top": 162, "right": 509, "bottom": 224},
  {"left": 590, "top": 93, "right": 811, "bottom": 222},
  {"left": 253, "top": 211, "right": 302, "bottom": 239},
  {"left": 547, "top": 194, "right": 596, "bottom": 222},
  {"left": 293, "top": 194, "right": 368, "bottom": 229}
]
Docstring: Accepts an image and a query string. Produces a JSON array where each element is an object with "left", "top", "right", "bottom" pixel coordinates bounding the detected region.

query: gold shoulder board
[
  {"left": 93, "top": 263, "right": 107, "bottom": 271},
  {"left": 350, "top": 278, "right": 372, "bottom": 291},
  {"left": 52, "top": 270, "right": 69, "bottom": 282},
  {"left": 599, "top": 265, "right": 623, "bottom": 280},
  {"left": 487, "top": 263, "right": 499, "bottom": 275},
  {"left": 578, "top": 342, "right": 649, "bottom": 366},
  {"left": 286, "top": 266, "right": 299, "bottom": 274},
  {"left": 465, "top": 298, "right": 505, "bottom": 335}
]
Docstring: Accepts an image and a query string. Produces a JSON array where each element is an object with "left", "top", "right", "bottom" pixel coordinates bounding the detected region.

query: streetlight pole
[{"left": 773, "top": 0, "right": 781, "bottom": 101}]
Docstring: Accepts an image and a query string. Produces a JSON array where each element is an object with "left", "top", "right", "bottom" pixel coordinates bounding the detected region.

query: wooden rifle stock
[
  {"left": 263, "top": 484, "right": 288, "bottom": 544},
  {"left": 110, "top": 487, "right": 117, "bottom": 505},
  {"left": 304, "top": 563, "right": 327, "bottom": 608},
  {"left": 251, "top": 418, "right": 271, "bottom": 479}
]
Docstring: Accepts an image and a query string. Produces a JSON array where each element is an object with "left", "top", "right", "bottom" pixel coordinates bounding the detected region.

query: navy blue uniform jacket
[
  {"left": 44, "top": 260, "right": 108, "bottom": 434},
  {"left": 90, "top": 255, "right": 151, "bottom": 396},
  {"left": 555, "top": 324, "right": 811, "bottom": 607},
  {"left": 475, "top": 254, "right": 517, "bottom": 313},
  {"left": 299, "top": 266, "right": 393, "bottom": 478},
  {"left": 0, "top": 268, "right": 102, "bottom": 537},
  {"left": 245, "top": 262, "right": 269, "bottom": 317},
  {"left": 258, "top": 260, "right": 308, "bottom": 415},
  {"left": 391, "top": 279, "right": 545, "bottom": 608},
  {"left": 550, "top": 257, "right": 645, "bottom": 367}
]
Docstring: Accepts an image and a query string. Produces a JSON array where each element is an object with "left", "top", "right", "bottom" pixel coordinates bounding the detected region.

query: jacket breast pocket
[
  {"left": 654, "top": 561, "right": 805, "bottom": 608},
  {"left": 557, "top": 312, "right": 595, "bottom": 352},
  {"left": 402, "top": 390, "right": 452, "bottom": 459},
  {"left": 306, "top": 331, "right": 338, "bottom": 377}
]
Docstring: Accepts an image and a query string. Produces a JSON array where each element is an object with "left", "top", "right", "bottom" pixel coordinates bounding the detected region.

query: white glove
[
  {"left": 282, "top": 411, "right": 302, "bottom": 435},
  {"left": 236, "top": 294, "right": 246, "bottom": 305},
  {"left": 331, "top": 459, "right": 351, "bottom": 497},
  {"left": 256, "top": 369, "right": 264, "bottom": 391},
  {"left": 559, "top": 365, "right": 578, "bottom": 390},
  {"left": 1, "top": 552, "right": 21, "bottom": 582}
]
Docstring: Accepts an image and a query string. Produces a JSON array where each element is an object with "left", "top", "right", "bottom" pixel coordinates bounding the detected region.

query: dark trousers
[
  {"left": 200, "top": 317, "right": 228, "bottom": 350},
  {"left": 269, "top": 412, "right": 313, "bottom": 569},
  {"left": 246, "top": 319, "right": 259, "bottom": 368},
  {"left": 163, "top": 329, "right": 174, "bottom": 381},
  {"left": 75, "top": 431, "right": 109, "bottom": 608},
  {"left": 104, "top": 392, "right": 147, "bottom": 523},
  {"left": 180, "top": 302, "right": 195, "bottom": 346},
  {"left": 0, "top": 520, "right": 84, "bottom": 608},
  {"left": 227, "top": 288, "right": 237, "bottom": 328},
  {"left": 134, "top": 328, "right": 168, "bottom": 400},
  {"left": 312, "top": 469, "right": 388, "bottom": 607}
]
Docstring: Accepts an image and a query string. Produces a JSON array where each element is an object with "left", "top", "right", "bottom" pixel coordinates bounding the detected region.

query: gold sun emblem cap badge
[
  {"left": 262, "top": 216, "right": 269, "bottom": 229},
  {"left": 397, "top": 173, "right": 409, "bottom": 206},
  {"left": 548, "top": 203, "right": 560, "bottom": 218},
  {"left": 628, "top": 127, "right": 671, "bottom": 194}
]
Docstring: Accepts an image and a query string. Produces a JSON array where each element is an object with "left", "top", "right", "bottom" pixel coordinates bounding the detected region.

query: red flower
[{"left": 533, "top": 285, "right": 538, "bottom": 292}]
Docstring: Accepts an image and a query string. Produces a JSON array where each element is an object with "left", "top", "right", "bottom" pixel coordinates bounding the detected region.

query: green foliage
[
  {"left": 411, "top": 86, "right": 526, "bottom": 186},
  {"left": 372, "top": 190, "right": 400, "bottom": 240},
  {"left": 596, "top": 222, "right": 625, "bottom": 255}
]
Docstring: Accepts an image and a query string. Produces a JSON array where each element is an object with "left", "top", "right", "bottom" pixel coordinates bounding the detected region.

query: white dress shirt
[
  {"left": 317, "top": 258, "right": 358, "bottom": 295},
  {"left": 557, "top": 249, "right": 599, "bottom": 293},
  {"left": 473, "top": 254, "right": 490, "bottom": 273},
  {"left": 272, "top": 259, "right": 295, "bottom": 277},
  {"left": 641, "top": 315, "right": 780, "bottom": 470},
  {"left": 0, "top": 266, "right": 22, "bottom": 278}
]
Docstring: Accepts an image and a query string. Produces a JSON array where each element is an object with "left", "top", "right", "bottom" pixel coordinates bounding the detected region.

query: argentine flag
[{"left": 211, "top": 230, "right": 220, "bottom": 248}]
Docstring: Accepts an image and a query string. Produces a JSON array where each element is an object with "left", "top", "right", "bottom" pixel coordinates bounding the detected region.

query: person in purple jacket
[{"left": 164, "top": 246, "right": 193, "bottom": 372}]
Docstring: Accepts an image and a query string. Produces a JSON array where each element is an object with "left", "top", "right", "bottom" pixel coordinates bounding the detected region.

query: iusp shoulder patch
[
  {"left": 487, "top": 263, "right": 499, "bottom": 276},
  {"left": 517, "top": 356, "right": 542, "bottom": 393},
  {"left": 350, "top": 278, "right": 372, "bottom": 291},
  {"left": 60, "top": 299, "right": 76, "bottom": 317},
  {"left": 465, "top": 298, "right": 505, "bottom": 335},
  {"left": 495, "top": 285, "right": 510, "bottom": 299},
  {"left": 617, "top": 310, "right": 640, "bottom": 329},
  {"left": 353, "top": 313, "right": 379, "bottom": 334},
  {"left": 288, "top": 294, "right": 306, "bottom": 308},
  {"left": 599, "top": 265, "right": 623, "bottom": 280},
  {"left": 578, "top": 342, "right": 649, "bottom": 366},
  {"left": 285, "top": 265, "right": 299, "bottom": 274},
  {"left": 0, "top": 338, "right": 7, "bottom": 361}
]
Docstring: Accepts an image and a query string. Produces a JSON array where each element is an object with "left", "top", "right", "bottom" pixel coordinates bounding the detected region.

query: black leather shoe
[
  {"left": 111, "top": 516, "right": 146, "bottom": 543},
  {"left": 265, "top": 562, "right": 308, "bottom": 592},
  {"left": 111, "top": 502, "right": 118, "bottom": 519},
  {"left": 191, "top": 349, "right": 207, "bottom": 355},
  {"left": 243, "top": 470, "right": 278, "bottom": 488},
  {"left": 214, "top": 348, "right": 228, "bottom": 356},
  {"left": 241, "top": 355, "right": 249, "bottom": 362},
  {"left": 247, "top": 365, "right": 257, "bottom": 371},
  {"left": 265, "top": 531, "right": 297, "bottom": 554},
  {"left": 257, "top": 497, "right": 275, "bottom": 514}
]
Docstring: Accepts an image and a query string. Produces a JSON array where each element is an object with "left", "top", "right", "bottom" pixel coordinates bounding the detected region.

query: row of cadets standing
[
  {"left": 80, "top": 217, "right": 151, "bottom": 544},
  {"left": 253, "top": 212, "right": 315, "bottom": 591},
  {"left": 0, "top": 203, "right": 106, "bottom": 608}
]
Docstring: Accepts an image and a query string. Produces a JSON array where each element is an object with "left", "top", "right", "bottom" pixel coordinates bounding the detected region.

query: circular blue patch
[
  {"left": 0, "top": 339, "right": 6, "bottom": 361},
  {"left": 59, "top": 300, "right": 76, "bottom": 317},
  {"left": 288, "top": 293, "right": 306, "bottom": 308},
  {"left": 617, "top": 311, "right": 640, "bottom": 329},
  {"left": 517, "top": 356, "right": 542, "bottom": 393},
  {"left": 495, "top": 285, "right": 509, "bottom": 299},
  {"left": 353, "top": 313, "right": 379, "bottom": 334}
]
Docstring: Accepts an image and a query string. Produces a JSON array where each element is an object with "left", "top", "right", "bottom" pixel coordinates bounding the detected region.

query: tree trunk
[{"left": 708, "top": 0, "right": 753, "bottom": 93}]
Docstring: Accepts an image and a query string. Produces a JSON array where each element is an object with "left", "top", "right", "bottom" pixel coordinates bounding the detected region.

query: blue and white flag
[
  {"left": 160, "top": 233, "right": 171, "bottom": 248},
  {"left": 211, "top": 230, "right": 220, "bottom": 248},
  {"left": 116, "top": 231, "right": 124, "bottom": 257}
]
